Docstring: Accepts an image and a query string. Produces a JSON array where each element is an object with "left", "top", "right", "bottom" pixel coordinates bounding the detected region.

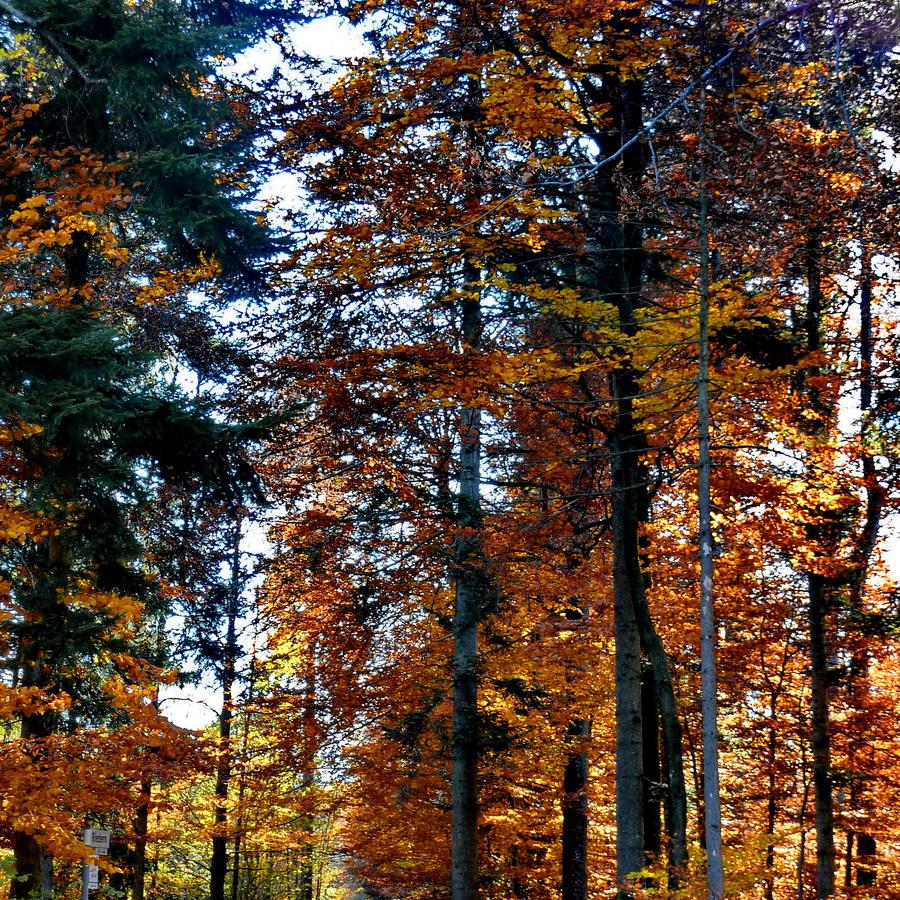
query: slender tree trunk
[
  {"left": 843, "top": 831, "right": 854, "bottom": 889},
  {"left": 134, "top": 624, "right": 165, "bottom": 900},
  {"left": 298, "top": 643, "right": 318, "bottom": 900},
  {"left": 630, "top": 574, "right": 688, "bottom": 883},
  {"left": 13, "top": 537, "right": 64, "bottom": 897},
  {"left": 765, "top": 725, "right": 777, "bottom": 900},
  {"left": 12, "top": 714, "right": 56, "bottom": 895},
  {"left": 230, "top": 727, "right": 248, "bottom": 900},
  {"left": 697, "top": 105, "right": 725, "bottom": 900},
  {"left": 132, "top": 779, "right": 151, "bottom": 900},
  {"left": 562, "top": 716, "right": 590, "bottom": 900},
  {"left": 561, "top": 593, "right": 590, "bottom": 900},
  {"left": 808, "top": 572, "right": 835, "bottom": 898},
  {"left": 802, "top": 232, "right": 836, "bottom": 899},
  {"left": 211, "top": 522, "right": 242, "bottom": 900},
  {"left": 451, "top": 265, "right": 482, "bottom": 900},
  {"left": 231, "top": 633, "right": 258, "bottom": 900},
  {"left": 843, "top": 246, "right": 881, "bottom": 890},
  {"left": 848, "top": 245, "right": 882, "bottom": 643}
]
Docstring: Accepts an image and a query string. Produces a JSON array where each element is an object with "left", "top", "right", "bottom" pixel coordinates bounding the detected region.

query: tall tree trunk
[
  {"left": 451, "top": 264, "right": 482, "bottom": 900},
  {"left": 211, "top": 521, "right": 242, "bottom": 900},
  {"left": 592, "top": 51, "right": 646, "bottom": 900},
  {"left": 612, "top": 469, "right": 644, "bottom": 897},
  {"left": 765, "top": 725, "right": 777, "bottom": 900},
  {"left": 12, "top": 537, "right": 64, "bottom": 897},
  {"left": 12, "top": 714, "right": 55, "bottom": 897},
  {"left": 842, "top": 246, "right": 882, "bottom": 889},
  {"left": 562, "top": 715, "right": 590, "bottom": 900},
  {"left": 298, "top": 640, "right": 318, "bottom": 900},
  {"left": 808, "top": 572, "right": 835, "bottom": 898},
  {"left": 802, "top": 231, "right": 836, "bottom": 899},
  {"left": 598, "top": 58, "right": 687, "bottom": 891},
  {"left": 132, "top": 779, "right": 151, "bottom": 900},
  {"left": 630, "top": 571, "right": 688, "bottom": 883},
  {"left": 561, "top": 592, "right": 590, "bottom": 900},
  {"left": 697, "top": 103, "right": 725, "bottom": 900}
]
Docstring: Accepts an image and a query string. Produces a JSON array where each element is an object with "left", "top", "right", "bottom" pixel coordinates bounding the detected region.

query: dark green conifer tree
[{"left": 0, "top": 1, "right": 285, "bottom": 892}]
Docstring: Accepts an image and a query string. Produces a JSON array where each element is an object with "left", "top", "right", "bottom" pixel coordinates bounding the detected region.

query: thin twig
[
  {"left": 423, "top": 0, "right": 824, "bottom": 238},
  {"left": 0, "top": 0, "right": 106, "bottom": 84}
]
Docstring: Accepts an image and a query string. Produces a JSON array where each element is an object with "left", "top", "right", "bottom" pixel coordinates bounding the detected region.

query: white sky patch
[
  {"left": 157, "top": 512, "right": 272, "bottom": 732},
  {"left": 158, "top": 676, "right": 221, "bottom": 731},
  {"left": 286, "top": 15, "right": 372, "bottom": 60},
  {"left": 871, "top": 129, "right": 900, "bottom": 173}
]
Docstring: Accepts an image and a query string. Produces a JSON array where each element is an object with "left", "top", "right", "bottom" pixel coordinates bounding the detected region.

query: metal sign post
[
  {"left": 84, "top": 829, "right": 110, "bottom": 857},
  {"left": 81, "top": 826, "right": 110, "bottom": 897}
]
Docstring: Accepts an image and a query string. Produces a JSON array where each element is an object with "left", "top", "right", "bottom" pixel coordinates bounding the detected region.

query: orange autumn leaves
[{"left": 252, "top": 1, "right": 900, "bottom": 897}]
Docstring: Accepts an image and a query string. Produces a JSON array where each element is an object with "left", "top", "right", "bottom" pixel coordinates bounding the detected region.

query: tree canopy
[{"left": 2, "top": 1, "right": 900, "bottom": 899}]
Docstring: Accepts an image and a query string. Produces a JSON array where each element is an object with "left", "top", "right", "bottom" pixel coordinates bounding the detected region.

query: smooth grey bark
[
  {"left": 697, "top": 116, "right": 725, "bottom": 900},
  {"left": 451, "top": 268, "right": 482, "bottom": 900}
]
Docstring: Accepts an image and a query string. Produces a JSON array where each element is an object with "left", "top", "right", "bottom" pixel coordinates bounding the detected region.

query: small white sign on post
[
  {"left": 87, "top": 864, "right": 99, "bottom": 890},
  {"left": 84, "top": 828, "right": 110, "bottom": 856}
]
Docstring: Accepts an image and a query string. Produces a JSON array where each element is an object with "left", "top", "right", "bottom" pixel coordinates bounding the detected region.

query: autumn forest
[{"left": 1, "top": 1, "right": 899, "bottom": 899}]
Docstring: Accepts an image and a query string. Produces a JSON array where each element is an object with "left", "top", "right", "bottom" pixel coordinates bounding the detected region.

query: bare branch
[
  {"left": 553, "top": 0, "right": 827, "bottom": 187},
  {"left": 0, "top": 0, "right": 107, "bottom": 85}
]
